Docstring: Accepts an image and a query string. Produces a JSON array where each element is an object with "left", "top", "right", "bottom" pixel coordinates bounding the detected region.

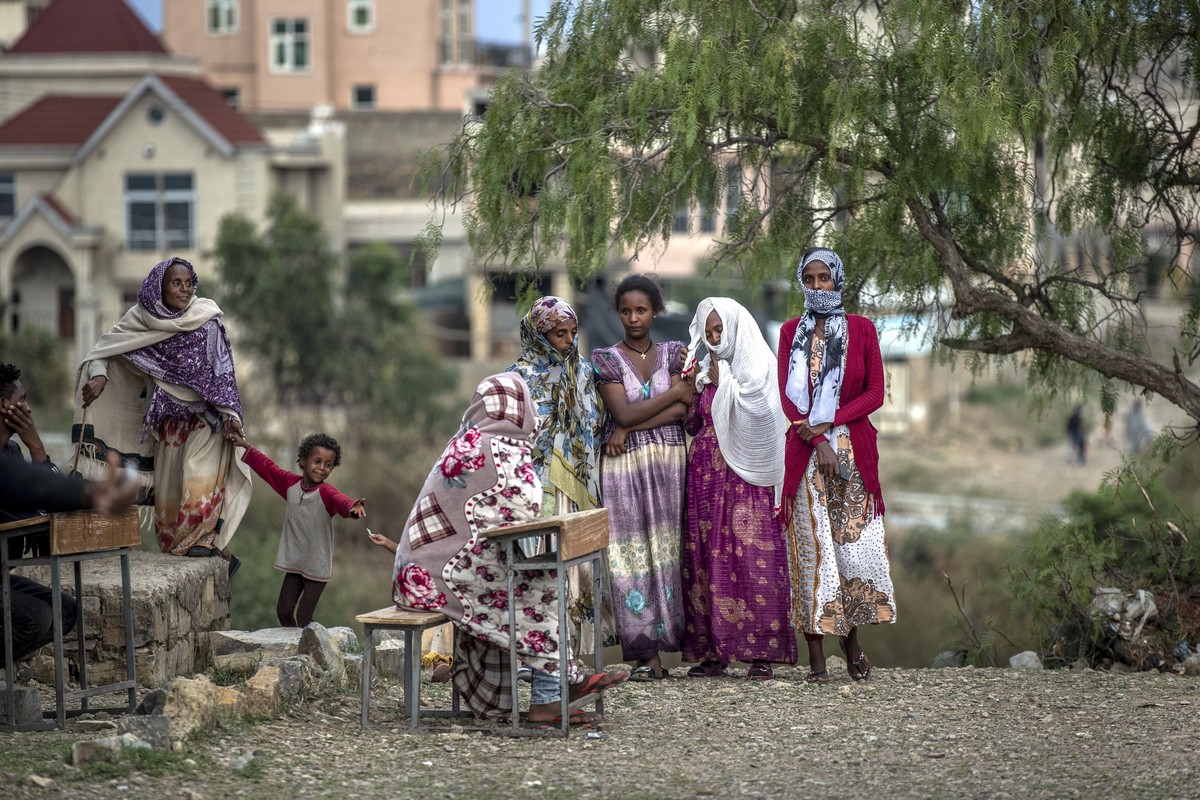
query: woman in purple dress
[
  {"left": 592, "top": 275, "right": 693, "bottom": 681},
  {"left": 680, "top": 298, "right": 796, "bottom": 680},
  {"left": 73, "top": 258, "right": 252, "bottom": 575}
]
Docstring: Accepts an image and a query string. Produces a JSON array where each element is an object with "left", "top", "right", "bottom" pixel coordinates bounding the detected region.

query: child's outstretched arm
[
  {"left": 349, "top": 499, "right": 366, "bottom": 519},
  {"left": 367, "top": 530, "right": 397, "bottom": 553}
]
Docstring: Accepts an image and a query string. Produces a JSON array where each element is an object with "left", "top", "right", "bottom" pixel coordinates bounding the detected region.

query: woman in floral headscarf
[
  {"left": 72, "top": 258, "right": 252, "bottom": 575},
  {"left": 392, "top": 373, "right": 626, "bottom": 725},
  {"left": 777, "top": 248, "right": 896, "bottom": 685},
  {"left": 507, "top": 296, "right": 610, "bottom": 652}
]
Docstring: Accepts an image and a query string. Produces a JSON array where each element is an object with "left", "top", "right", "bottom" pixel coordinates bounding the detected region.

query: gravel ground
[{"left": 3, "top": 661, "right": 1199, "bottom": 800}]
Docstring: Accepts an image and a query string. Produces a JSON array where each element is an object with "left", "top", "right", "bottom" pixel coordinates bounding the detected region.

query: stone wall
[{"left": 13, "top": 551, "right": 230, "bottom": 688}]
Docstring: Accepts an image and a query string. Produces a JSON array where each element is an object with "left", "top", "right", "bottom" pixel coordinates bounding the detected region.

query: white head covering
[{"left": 686, "top": 298, "right": 787, "bottom": 506}]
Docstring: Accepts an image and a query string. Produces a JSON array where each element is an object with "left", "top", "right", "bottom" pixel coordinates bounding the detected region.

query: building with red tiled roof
[
  {"left": 7, "top": 0, "right": 165, "bottom": 55},
  {"left": 0, "top": 5, "right": 345, "bottom": 362}
]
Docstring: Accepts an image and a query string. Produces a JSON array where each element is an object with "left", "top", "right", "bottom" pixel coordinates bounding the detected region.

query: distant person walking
[
  {"left": 1124, "top": 399, "right": 1153, "bottom": 455},
  {"left": 1066, "top": 405, "right": 1088, "bottom": 465}
]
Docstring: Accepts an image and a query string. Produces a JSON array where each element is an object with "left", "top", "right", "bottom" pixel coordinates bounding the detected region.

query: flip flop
[
  {"left": 840, "top": 639, "right": 872, "bottom": 682},
  {"left": 628, "top": 665, "right": 670, "bottom": 682},
  {"left": 804, "top": 669, "right": 829, "bottom": 684},
  {"left": 687, "top": 661, "right": 727, "bottom": 678},
  {"left": 574, "top": 669, "right": 629, "bottom": 698},
  {"left": 746, "top": 661, "right": 774, "bottom": 681}
]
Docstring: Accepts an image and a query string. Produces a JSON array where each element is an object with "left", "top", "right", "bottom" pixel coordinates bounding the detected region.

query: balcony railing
[{"left": 441, "top": 38, "right": 532, "bottom": 70}]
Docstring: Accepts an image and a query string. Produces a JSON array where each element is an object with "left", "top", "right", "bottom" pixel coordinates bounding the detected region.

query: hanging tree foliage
[{"left": 425, "top": 0, "right": 1200, "bottom": 426}]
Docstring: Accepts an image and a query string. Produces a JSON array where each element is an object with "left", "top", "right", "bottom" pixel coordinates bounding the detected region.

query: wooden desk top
[
  {"left": 0, "top": 510, "right": 140, "bottom": 555},
  {"left": 479, "top": 507, "right": 609, "bottom": 561}
]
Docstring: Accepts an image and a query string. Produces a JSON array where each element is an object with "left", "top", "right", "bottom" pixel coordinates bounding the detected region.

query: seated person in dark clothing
[
  {"left": 0, "top": 440, "right": 136, "bottom": 669},
  {"left": 1, "top": 363, "right": 59, "bottom": 556}
]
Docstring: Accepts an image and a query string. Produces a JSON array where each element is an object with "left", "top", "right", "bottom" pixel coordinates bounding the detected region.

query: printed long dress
[
  {"left": 682, "top": 383, "right": 797, "bottom": 665},
  {"left": 786, "top": 331, "right": 897, "bottom": 635},
  {"left": 592, "top": 341, "right": 687, "bottom": 662}
]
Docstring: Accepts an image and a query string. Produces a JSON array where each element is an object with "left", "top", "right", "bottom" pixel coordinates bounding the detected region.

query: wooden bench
[{"left": 355, "top": 605, "right": 463, "bottom": 730}]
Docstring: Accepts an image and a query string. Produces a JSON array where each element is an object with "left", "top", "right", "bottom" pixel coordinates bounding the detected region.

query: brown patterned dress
[{"left": 786, "top": 329, "right": 896, "bottom": 636}]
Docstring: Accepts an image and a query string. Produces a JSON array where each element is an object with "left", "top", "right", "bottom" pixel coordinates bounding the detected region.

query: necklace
[{"left": 623, "top": 338, "right": 653, "bottom": 360}]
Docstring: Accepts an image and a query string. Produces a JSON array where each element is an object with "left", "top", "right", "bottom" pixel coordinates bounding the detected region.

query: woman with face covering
[
  {"left": 391, "top": 373, "right": 626, "bottom": 725},
  {"left": 680, "top": 298, "right": 797, "bottom": 680},
  {"left": 72, "top": 257, "right": 252, "bottom": 576},
  {"left": 777, "top": 248, "right": 896, "bottom": 684}
]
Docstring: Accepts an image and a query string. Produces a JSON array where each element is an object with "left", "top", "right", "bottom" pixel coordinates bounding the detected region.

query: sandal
[
  {"left": 628, "top": 665, "right": 670, "bottom": 682},
  {"left": 535, "top": 709, "right": 604, "bottom": 729},
  {"left": 804, "top": 669, "right": 829, "bottom": 684},
  {"left": 746, "top": 660, "right": 773, "bottom": 681},
  {"left": 840, "top": 639, "right": 872, "bottom": 682},
  {"left": 687, "top": 660, "right": 727, "bottom": 678},
  {"left": 573, "top": 669, "right": 630, "bottom": 698}
]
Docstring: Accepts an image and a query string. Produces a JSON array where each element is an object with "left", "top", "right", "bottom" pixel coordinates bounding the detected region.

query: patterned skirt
[
  {"left": 786, "top": 425, "right": 897, "bottom": 636},
  {"left": 601, "top": 439, "right": 686, "bottom": 662}
]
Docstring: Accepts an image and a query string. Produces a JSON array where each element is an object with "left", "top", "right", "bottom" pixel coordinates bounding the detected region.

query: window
[
  {"left": 699, "top": 200, "right": 716, "bottom": 234},
  {"left": 220, "top": 87, "right": 241, "bottom": 108},
  {"left": 347, "top": 0, "right": 374, "bottom": 33},
  {"left": 351, "top": 84, "right": 375, "bottom": 110},
  {"left": 672, "top": 203, "right": 689, "bottom": 233},
  {"left": 270, "top": 18, "right": 310, "bottom": 73},
  {"left": 125, "top": 173, "right": 195, "bottom": 251},
  {"left": 0, "top": 173, "right": 14, "bottom": 219},
  {"left": 440, "top": 0, "right": 472, "bottom": 64},
  {"left": 206, "top": 0, "right": 238, "bottom": 34}
]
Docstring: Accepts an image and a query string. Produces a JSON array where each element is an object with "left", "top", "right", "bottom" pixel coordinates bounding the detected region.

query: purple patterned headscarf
[
  {"left": 530, "top": 296, "right": 577, "bottom": 334},
  {"left": 123, "top": 258, "right": 242, "bottom": 435}
]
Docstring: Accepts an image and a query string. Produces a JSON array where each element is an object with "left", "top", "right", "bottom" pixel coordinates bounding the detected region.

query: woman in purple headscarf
[{"left": 71, "top": 258, "right": 252, "bottom": 575}]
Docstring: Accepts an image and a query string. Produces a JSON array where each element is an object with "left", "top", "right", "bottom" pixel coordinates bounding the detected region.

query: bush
[
  {"left": 0, "top": 329, "right": 71, "bottom": 411},
  {"left": 1009, "top": 464, "right": 1200, "bottom": 668}
]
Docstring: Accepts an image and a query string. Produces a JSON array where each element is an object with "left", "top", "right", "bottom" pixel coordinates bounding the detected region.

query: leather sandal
[
  {"left": 686, "top": 660, "right": 727, "bottom": 678},
  {"left": 804, "top": 669, "right": 829, "bottom": 684}
]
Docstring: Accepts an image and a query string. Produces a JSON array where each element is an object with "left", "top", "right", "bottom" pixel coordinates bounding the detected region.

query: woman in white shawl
[
  {"left": 72, "top": 258, "right": 252, "bottom": 576},
  {"left": 679, "top": 298, "right": 797, "bottom": 680}
]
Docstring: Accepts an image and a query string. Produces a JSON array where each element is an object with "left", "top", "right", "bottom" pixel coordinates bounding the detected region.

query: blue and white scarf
[{"left": 784, "top": 248, "right": 847, "bottom": 425}]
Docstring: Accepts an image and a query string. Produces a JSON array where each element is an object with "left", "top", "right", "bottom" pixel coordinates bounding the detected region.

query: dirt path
[{"left": 3, "top": 664, "right": 1198, "bottom": 799}]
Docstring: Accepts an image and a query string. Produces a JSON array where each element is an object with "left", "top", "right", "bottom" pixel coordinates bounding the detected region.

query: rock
[
  {"left": 231, "top": 751, "right": 256, "bottom": 770},
  {"left": 327, "top": 626, "right": 359, "bottom": 652},
  {"left": 1070, "top": 659, "right": 1090, "bottom": 671},
  {"left": 343, "top": 653, "right": 363, "bottom": 678},
  {"left": 213, "top": 685, "right": 244, "bottom": 714},
  {"left": 72, "top": 719, "right": 119, "bottom": 733},
  {"left": 25, "top": 774, "right": 53, "bottom": 788},
  {"left": 1009, "top": 651, "right": 1043, "bottom": 670},
  {"left": 1182, "top": 654, "right": 1200, "bottom": 676},
  {"left": 243, "top": 665, "right": 281, "bottom": 716},
  {"left": 71, "top": 733, "right": 152, "bottom": 766},
  {"left": 932, "top": 650, "right": 966, "bottom": 668},
  {"left": 209, "top": 628, "right": 302, "bottom": 673},
  {"left": 298, "top": 622, "right": 343, "bottom": 675},
  {"left": 162, "top": 675, "right": 219, "bottom": 743},
  {"left": 267, "top": 655, "right": 315, "bottom": 702},
  {"left": 117, "top": 715, "right": 171, "bottom": 749},
  {"left": 372, "top": 639, "right": 406, "bottom": 679},
  {"left": 0, "top": 686, "right": 41, "bottom": 725},
  {"left": 135, "top": 688, "right": 167, "bottom": 715}
]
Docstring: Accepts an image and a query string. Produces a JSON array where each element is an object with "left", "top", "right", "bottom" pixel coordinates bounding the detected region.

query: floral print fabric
[{"left": 392, "top": 374, "right": 580, "bottom": 702}]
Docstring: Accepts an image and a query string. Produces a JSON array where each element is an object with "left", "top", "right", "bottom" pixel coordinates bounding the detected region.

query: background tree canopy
[
  {"left": 426, "top": 0, "right": 1200, "bottom": 425},
  {"left": 212, "top": 194, "right": 455, "bottom": 433}
]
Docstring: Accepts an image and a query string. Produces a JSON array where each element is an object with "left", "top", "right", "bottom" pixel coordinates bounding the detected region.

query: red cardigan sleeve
[
  {"left": 833, "top": 317, "right": 886, "bottom": 426},
  {"left": 241, "top": 447, "right": 299, "bottom": 499},
  {"left": 317, "top": 482, "right": 358, "bottom": 518}
]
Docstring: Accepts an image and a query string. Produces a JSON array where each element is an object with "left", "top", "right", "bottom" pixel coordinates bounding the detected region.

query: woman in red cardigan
[{"left": 777, "top": 248, "right": 896, "bottom": 684}]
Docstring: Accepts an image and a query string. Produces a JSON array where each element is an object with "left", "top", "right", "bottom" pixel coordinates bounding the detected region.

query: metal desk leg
[
  {"left": 50, "top": 558, "right": 65, "bottom": 728},
  {"left": 2, "top": 549, "right": 15, "bottom": 728},
  {"left": 407, "top": 627, "right": 422, "bottom": 730},
  {"left": 360, "top": 623, "right": 373, "bottom": 730},
  {"left": 557, "top": 558, "right": 568, "bottom": 736},
  {"left": 74, "top": 560, "right": 87, "bottom": 713},
  {"left": 121, "top": 552, "right": 136, "bottom": 712},
  {"left": 505, "top": 540, "right": 519, "bottom": 732},
  {"left": 592, "top": 554, "right": 604, "bottom": 718}
]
